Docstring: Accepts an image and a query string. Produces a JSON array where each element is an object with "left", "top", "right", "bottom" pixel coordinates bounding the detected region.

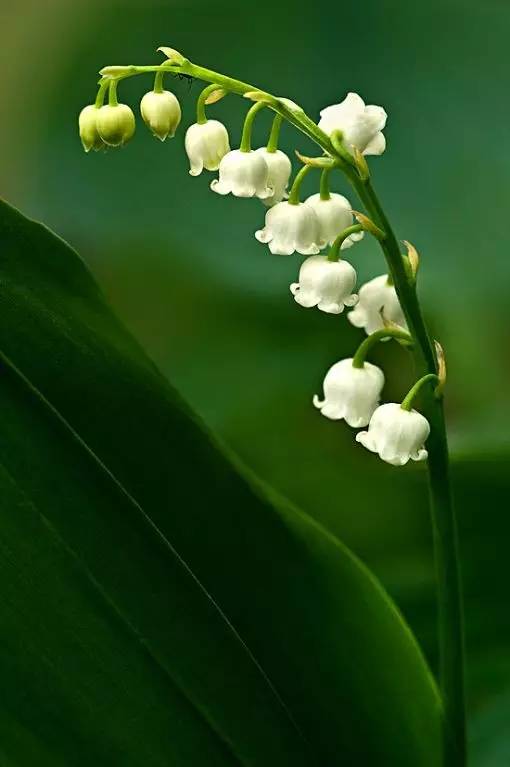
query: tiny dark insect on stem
[{"left": 172, "top": 73, "right": 194, "bottom": 90}]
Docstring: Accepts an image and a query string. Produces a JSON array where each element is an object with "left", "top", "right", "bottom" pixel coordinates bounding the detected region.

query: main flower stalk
[{"left": 96, "top": 54, "right": 466, "bottom": 766}]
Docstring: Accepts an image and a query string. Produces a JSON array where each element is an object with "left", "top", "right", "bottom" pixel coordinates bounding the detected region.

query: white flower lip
[
  {"left": 348, "top": 274, "right": 407, "bottom": 336},
  {"left": 255, "top": 148, "right": 292, "bottom": 207},
  {"left": 256, "top": 201, "right": 321, "bottom": 256},
  {"left": 140, "top": 90, "right": 181, "bottom": 141},
  {"left": 318, "top": 92, "right": 387, "bottom": 156},
  {"left": 356, "top": 402, "right": 430, "bottom": 466},
  {"left": 290, "top": 255, "right": 358, "bottom": 314},
  {"left": 304, "top": 193, "right": 364, "bottom": 249},
  {"left": 313, "top": 358, "right": 384, "bottom": 428},
  {"left": 211, "top": 149, "right": 273, "bottom": 199},
  {"left": 185, "top": 120, "right": 230, "bottom": 176}
]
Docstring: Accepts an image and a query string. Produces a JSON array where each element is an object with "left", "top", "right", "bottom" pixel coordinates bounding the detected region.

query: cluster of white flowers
[{"left": 79, "top": 80, "right": 431, "bottom": 468}]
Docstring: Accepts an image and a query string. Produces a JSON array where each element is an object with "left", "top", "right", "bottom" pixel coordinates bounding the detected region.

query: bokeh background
[{"left": 2, "top": 0, "right": 509, "bottom": 763}]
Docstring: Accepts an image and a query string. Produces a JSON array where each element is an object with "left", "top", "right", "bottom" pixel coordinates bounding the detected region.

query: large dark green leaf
[{"left": 0, "top": 199, "right": 442, "bottom": 766}]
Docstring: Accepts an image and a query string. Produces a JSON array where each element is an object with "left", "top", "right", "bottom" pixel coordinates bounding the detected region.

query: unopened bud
[
  {"left": 96, "top": 103, "right": 136, "bottom": 147},
  {"left": 403, "top": 240, "right": 420, "bottom": 280},
  {"left": 351, "top": 210, "right": 386, "bottom": 241},
  {"left": 157, "top": 46, "right": 186, "bottom": 66},
  {"left": 78, "top": 105, "right": 105, "bottom": 153},
  {"left": 140, "top": 90, "right": 181, "bottom": 141}
]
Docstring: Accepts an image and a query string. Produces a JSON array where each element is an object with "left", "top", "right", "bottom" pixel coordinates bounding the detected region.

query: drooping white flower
[
  {"left": 318, "top": 92, "right": 387, "bottom": 156},
  {"left": 211, "top": 149, "right": 273, "bottom": 199},
  {"left": 356, "top": 402, "right": 430, "bottom": 466},
  {"left": 96, "top": 104, "right": 136, "bottom": 147},
  {"left": 304, "top": 193, "right": 364, "bottom": 248},
  {"left": 256, "top": 201, "right": 320, "bottom": 255},
  {"left": 255, "top": 148, "right": 292, "bottom": 207},
  {"left": 140, "top": 90, "right": 181, "bottom": 141},
  {"left": 313, "top": 358, "right": 384, "bottom": 428},
  {"left": 290, "top": 255, "right": 358, "bottom": 314},
  {"left": 185, "top": 120, "right": 230, "bottom": 176},
  {"left": 78, "top": 105, "right": 105, "bottom": 152},
  {"left": 348, "top": 274, "right": 407, "bottom": 335}
]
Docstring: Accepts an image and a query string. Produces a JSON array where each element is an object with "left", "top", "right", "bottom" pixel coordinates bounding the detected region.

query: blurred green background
[{"left": 2, "top": 0, "right": 509, "bottom": 763}]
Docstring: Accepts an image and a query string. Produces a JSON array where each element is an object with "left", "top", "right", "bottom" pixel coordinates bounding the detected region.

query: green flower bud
[
  {"left": 140, "top": 90, "right": 181, "bottom": 141},
  {"left": 78, "top": 105, "right": 105, "bottom": 153},
  {"left": 96, "top": 104, "right": 136, "bottom": 147}
]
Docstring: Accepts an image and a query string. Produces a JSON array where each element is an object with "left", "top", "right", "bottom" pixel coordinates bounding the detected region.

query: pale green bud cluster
[
  {"left": 79, "top": 102, "right": 135, "bottom": 151},
  {"left": 79, "top": 80, "right": 182, "bottom": 152}
]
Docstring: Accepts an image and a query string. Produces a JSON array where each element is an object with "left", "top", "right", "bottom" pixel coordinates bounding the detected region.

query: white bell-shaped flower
[
  {"left": 304, "top": 193, "right": 364, "bottom": 248},
  {"left": 318, "top": 92, "right": 387, "bottom": 156},
  {"left": 185, "top": 120, "right": 230, "bottom": 176},
  {"left": 96, "top": 104, "right": 136, "bottom": 147},
  {"left": 256, "top": 201, "right": 320, "bottom": 255},
  {"left": 290, "top": 255, "right": 358, "bottom": 314},
  {"left": 313, "top": 358, "right": 384, "bottom": 428},
  {"left": 356, "top": 402, "right": 430, "bottom": 466},
  {"left": 140, "top": 90, "right": 181, "bottom": 141},
  {"left": 211, "top": 149, "right": 273, "bottom": 199},
  {"left": 348, "top": 274, "right": 407, "bottom": 335},
  {"left": 255, "top": 148, "right": 292, "bottom": 207}
]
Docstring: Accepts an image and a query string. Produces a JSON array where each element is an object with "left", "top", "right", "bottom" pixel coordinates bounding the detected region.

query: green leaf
[{"left": 0, "top": 199, "right": 442, "bottom": 766}]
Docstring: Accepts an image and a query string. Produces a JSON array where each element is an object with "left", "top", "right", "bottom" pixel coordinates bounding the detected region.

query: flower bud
[
  {"left": 96, "top": 104, "right": 136, "bottom": 147},
  {"left": 256, "top": 201, "right": 320, "bottom": 256},
  {"left": 78, "top": 105, "right": 105, "bottom": 153},
  {"left": 185, "top": 120, "right": 230, "bottom": 176},
  {"left": 290, "top": 256, "right": 358, "bottom": 314},
  {"left": 313, "top": 358, "right": 384, "bottom": 428},
  {"left": 140, "top": 89, "right": 181, "bottom": 141},
  {"left": 348, "top": 274, "right": 407, "bottom": 335},
  {"left": 356, "top": 403, "right": 430, "bottom": 466}
]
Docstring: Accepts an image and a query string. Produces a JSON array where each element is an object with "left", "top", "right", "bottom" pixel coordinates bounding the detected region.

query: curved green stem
[
  {"left": 266, "top": 113, "right": 283, "bottom": 153},
  {"left": 108, "top": 79, "right": 118, "bottom": 107},
  {"left": 196, "top": 83, "right": 220, "bottom": 125},
  {"left": 240, "top": 101, "right": 266, "bottom": 153},
  {"left": 401, "top": 373, "right": 440, "bottom": 411},
  {"left": 154, "top": 70, "right": 165, "bottom": 93},
  {"left": 319, "top": 167, "right": 332, "bottom": 200},
  {"left": 347, "top": 171, "right": 466, "bottom": 767},
  {"left": 288, "top": 165, "right": 312, "bottom": 205},
  {"left": 94, "top": 80, "right": 109, "bottom": 108},
  {"left": 327, "top": 224, "right": 364, "bottom": 262},
  {"left": 352, "top": 327, "right": 412, "bottom": 368},
  {"left": 96, "top": 56, "right": 466, "bottom": 766}
]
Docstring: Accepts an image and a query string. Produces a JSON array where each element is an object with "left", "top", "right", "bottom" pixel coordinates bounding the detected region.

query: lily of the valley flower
[
  {"left": 304, "top": 192, "right": 364, "bottom": 248},
  {"left": 255, "top": 148, "right": 292, "bottom": 206},
  {"left": 318, "top": 92, "right": 387, "bottom": 156},
  {"left": 313, "top": 358, "right": 384, "bottom": 428},
  {"left": 96, "top": 104, "right": 136, "bottom": 147},
  {"left": 256, "top": 201, "right": 320, "bottom": 255},
  {"left": 356, "top": 402, "right": 430, "bottom": 466},
  {"left": 348, "top": 274, "right": 407, "bottom": 335},
  {"left": 185, "top": 120, "right": 230, "bottom": 176},
  {"left": 290, "top": 255, "right": 357, "bottom": 314},
  {"left": 211, "top": 149, "right": 273, "bottom": 199},
  {"left": 79, "top": 105, "right": 105, "bottom": 152},
  {"left": 140, "top": 89, "right": 181, "bottom": 140}
]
